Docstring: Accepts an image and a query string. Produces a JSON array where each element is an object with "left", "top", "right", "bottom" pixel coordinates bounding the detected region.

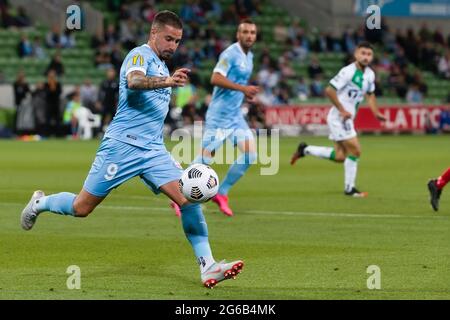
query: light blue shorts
[
  {"left": 202, "top": 119, "right": 254, "bottom": 152},
  {"left": 83, "top": 138, "right": 183, "bottom": 197}
]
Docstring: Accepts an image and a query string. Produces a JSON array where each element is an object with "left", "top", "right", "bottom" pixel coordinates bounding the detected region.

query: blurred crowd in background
[{"left": 1, "top": 0, "right": 450, "bottom": 138}]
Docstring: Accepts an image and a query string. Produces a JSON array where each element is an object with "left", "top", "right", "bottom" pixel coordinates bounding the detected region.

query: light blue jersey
[
  {"left": 83, "top": 44, "right": 183, "bottom": 197},
  {"left": 195, "top": 44, "right": 257, "bottom": 196},
  {"left": 105, "top": 44, "right": 171, "bottom": 150},
  {"left": 205, "top": 42, "right": 254, "bottom": 129},
  {"left": 201, "top": 42, "right": 255, "bottom": 151}
]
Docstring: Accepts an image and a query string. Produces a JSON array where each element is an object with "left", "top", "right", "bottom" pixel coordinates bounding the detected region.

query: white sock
[
  {"left": 344, "top": 157, "right": 358, "bottom": 192},
  {"left": 199, "top": 256, "right": 216, "bottom": 273},
  {"left": 304, "top": 146, "right": 334, "bottom": 159}
]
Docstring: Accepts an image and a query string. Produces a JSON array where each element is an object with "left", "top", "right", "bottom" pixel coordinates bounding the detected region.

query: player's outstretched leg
[
  {"left": 290, "top": 142, "right": 307, "bottom": 165},
  {"left": 162, "top": 181, "right": 244, "bottom": 288},
  {"left": 21, "top": 189, "right": 103, "bottom": 230},
  {"left": 290, "top": 142, "right": 342, "bottom": 165},
  {"left": 21, "top": 190, "right": 46, "bottom": 230},
  {"left": 428, "top": 167, "right": 450, "bottom": 211},
  {"left": 21, "top": 191, "right": 76, "bottom": 230}
]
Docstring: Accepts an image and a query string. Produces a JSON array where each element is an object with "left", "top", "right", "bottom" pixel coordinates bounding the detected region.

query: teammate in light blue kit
[
  {"left": 20, "top": 11, "right": 244, "bottom": 289},
  {"left": 173, "top": 19, "right": 259, "bottom": 217}
]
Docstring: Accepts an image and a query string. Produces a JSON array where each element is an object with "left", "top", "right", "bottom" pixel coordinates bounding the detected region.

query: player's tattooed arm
[
  {"left": 127, "top": 71, "right": 170, "bottom": 89},
  {"left": 127, "top": 68, "right": 191, "bottom": 90}
]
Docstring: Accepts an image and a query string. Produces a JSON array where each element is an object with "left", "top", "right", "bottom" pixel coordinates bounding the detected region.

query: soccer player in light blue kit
[
  {"left": 20, "top": 11, "right": 243, "bottom": 289},
  {"left": 173, "top": 20, "right": 259, "bottom": 217}
]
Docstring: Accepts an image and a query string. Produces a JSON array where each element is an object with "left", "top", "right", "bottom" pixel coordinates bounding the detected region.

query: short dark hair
[
  {"left": 239, "top": 18, "right": 256, "bottom": 27},
  {"left": 152, "top": 10, "right": 183, "bottom": 30},
  {"left": 237, "top": 18, "right": 257, "bottom": 32},
  {"left": 357, "top": 41, "right": 374, "bottom": 50}
]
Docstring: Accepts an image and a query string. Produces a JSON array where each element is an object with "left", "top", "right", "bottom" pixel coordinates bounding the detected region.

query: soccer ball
[{"left": 179, "top": 164, "right": 219, "bottom": 203}]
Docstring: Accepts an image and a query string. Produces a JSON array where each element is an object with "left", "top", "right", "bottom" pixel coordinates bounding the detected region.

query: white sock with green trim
[
  {"left": 344, "top": 156, "right": 358, "bottom": 192},
  {"left": 304, "top": 146, "right": 335, "bottom": 160}
]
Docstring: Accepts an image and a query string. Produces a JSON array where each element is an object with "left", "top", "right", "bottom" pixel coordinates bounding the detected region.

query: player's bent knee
[
  {"left": 73, "top": 206, "right": 94, "bottom": 217},
  {"left": 351, "top": 150, "right": 361, "bottom": 158},
  {"left": 73, "top": 201, "right": 95, "bottom": 217},
  {"left": 177, "top": 198, "right": 191, "bottom": 208},
  {"left": 334, "top": 152, "right": 346, "bottom": 162}
]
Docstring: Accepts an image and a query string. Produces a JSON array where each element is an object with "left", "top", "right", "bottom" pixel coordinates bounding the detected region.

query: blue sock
[
  {"left": 35, "top": 192, "right": 76, "bottom": 216},
  {"left": 181, "top": 203, "right": 215, "bottom": 272},
  {"left": 192, "top": 154, "right": 212, "bottom": 165},
  {"left": 218, "top": 152, "right": 257, "bottom": 195}
]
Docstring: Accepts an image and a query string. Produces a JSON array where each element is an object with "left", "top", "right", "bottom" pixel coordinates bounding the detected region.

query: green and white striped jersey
[{"left": 329, "top": 62, "right": 376, "bottom": 118}]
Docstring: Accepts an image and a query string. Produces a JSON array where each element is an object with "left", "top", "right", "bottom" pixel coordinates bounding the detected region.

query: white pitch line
[
  {"left": 0, "top": 189, "right": 156, "bottom": 198},
  {"left": 245, "top": 210, "right": 418, "bottom": 219},
  {"left": 0, "top": 202, "right": 445, "bottom": 220},
  {"left": 0, "top": 202, "right": 171, "bottom": 212},
  {"left": 99, "top": 205, "right": 171, "bottom": 212},
  {"left": 0, "top": 191, "right": 168, "bottom": 202},
  {"left": 112, "top": 194, "right": 167, "bottom": 202}
]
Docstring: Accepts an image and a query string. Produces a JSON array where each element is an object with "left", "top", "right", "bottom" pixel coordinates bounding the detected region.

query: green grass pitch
[{"left": 0, "top": 135, "right": 449, "bottom": 299}]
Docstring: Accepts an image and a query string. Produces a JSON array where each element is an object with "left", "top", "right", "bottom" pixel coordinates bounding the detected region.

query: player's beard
[
  {"left": 161, "top": 50, "right": 174, "bottom": 61},
  {"left": 240, "top": 39, "right": 254, "bottom": 51},
  {"left": 357, "top": 59, "right": 369, "bottom": 68}
]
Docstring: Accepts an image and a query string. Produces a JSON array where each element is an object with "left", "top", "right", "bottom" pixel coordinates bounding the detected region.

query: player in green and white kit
[{"left": 291, "top": 42, "right": 386, "bottom": 197}]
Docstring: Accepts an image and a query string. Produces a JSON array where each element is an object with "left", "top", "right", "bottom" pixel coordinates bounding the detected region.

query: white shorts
[{"left": 327, "top": 112, "right": 357, "bottom": 141}]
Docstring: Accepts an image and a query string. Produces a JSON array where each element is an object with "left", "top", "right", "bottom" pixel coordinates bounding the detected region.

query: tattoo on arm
[{"left": 127, "top": 71, "right": 170, "bottom": 90}]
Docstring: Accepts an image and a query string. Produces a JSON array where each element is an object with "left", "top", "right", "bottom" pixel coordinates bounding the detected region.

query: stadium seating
[
  {"left": 0, "top": 0, "right": 448, "bottom": 104},
  {"left": 0, "top": 23, "right": 104, "bottom": 85},
  {"left": 155, "top": 1, "right": 450, "bottom": 104}
]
